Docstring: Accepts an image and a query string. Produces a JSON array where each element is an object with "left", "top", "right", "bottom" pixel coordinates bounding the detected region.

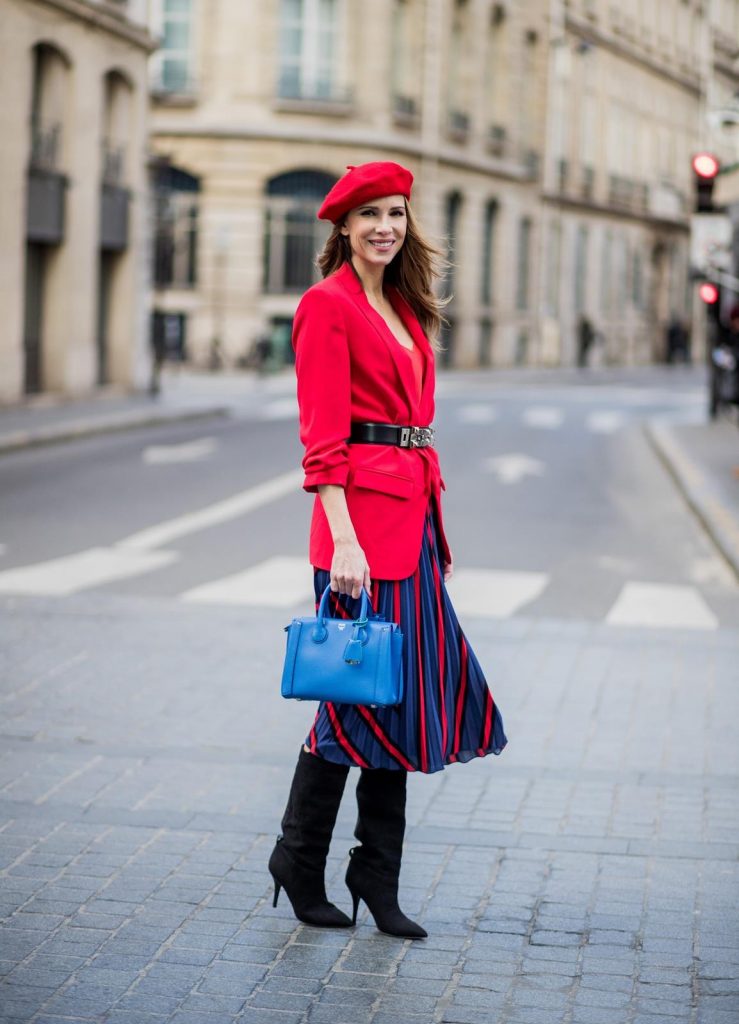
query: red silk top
[{"left": 404, "top": 342, "right": 424, "bottom": 401}]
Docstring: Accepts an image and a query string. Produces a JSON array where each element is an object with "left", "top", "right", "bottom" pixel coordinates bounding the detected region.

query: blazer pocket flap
[{"left": 352, "top": 467, "right": 413, "bottom": 499}]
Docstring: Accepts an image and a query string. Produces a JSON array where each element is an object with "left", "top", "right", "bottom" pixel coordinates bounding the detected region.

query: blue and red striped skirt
[{"left": 306, "top": 503, "right": 507, "bottom": 773}]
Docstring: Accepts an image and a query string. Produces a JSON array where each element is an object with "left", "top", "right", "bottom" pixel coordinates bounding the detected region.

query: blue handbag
[{"left": 281, "top": 585, "right": 404, "bottom": 707}]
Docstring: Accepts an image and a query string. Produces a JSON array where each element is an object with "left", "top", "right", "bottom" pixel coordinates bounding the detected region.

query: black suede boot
[
  {"left": 345, "top": 767, "right": 427, "bottom": 938},
  {"left": 269, "top": 748, "right": 352, "bottom": 927}
]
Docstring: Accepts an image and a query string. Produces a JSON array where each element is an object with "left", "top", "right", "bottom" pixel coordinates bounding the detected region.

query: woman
[{"left": 269, "top": 161, "right": 506, "bottom": 939}]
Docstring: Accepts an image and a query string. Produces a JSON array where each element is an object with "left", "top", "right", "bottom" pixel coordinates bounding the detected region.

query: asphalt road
[{"left": 0, "top": 365, "right": 736, "bottom": 630}]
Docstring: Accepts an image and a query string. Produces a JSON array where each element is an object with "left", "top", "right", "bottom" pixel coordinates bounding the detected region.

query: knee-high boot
[
  {"left": 345, "top": 767, "right": 427, "bottom": 939},
  {"left": 269, "top": 748, "right": 352, "bottom": 927}
]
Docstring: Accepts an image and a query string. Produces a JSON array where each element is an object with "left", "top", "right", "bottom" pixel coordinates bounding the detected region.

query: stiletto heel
[
  {"left": 272, "top": 879, "right": 281, "bottom": 908},
  {"left": 350, "top": 888, "right": 360, "bottom": 925}
]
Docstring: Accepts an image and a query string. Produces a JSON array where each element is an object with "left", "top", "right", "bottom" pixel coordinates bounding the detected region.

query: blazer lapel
[{"left": 335, "top": 263, "right": 418, "bottom": 418}]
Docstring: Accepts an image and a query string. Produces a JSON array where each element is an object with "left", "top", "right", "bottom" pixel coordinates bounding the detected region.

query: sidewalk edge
[
  {"left": 645, "top": 418, "right": 739, "bottom": 581},
  {"left": 0, "top": 406, "right": 231, "bottom": 456}
]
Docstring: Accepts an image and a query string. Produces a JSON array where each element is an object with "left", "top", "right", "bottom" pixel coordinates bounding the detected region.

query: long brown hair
[{"left": 316, "top": 200, "right": 449, "bottom": 345}]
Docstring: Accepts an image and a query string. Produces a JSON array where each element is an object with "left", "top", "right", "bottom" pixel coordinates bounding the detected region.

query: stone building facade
[
  {"left": 149, "top": 0, "right": 739, "bottom": 372},
  {"left": 544, "top": 0, "right": 739, "bottom": 366},
  {"left": 149, "top": 0, "right": 549, "bottom": 370},
  {"left": 0, "top": 0, "right": 155, "bottom": 403}
]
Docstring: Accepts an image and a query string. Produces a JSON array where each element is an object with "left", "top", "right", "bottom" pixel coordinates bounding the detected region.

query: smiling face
[{"left": 339, "top": 195, "right": 407, "bottom": 274}]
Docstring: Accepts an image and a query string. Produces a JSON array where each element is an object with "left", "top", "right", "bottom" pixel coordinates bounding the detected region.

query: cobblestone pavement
[{"left": 1, "top": 593, "right": 738, "bottom": 1024}]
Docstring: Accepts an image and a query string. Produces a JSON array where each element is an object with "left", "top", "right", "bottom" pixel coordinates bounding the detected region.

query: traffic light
[
  {"left": 699, "top": 281, "right": 719, "bottom": 304},
  {"left": 692, "top": 153, "right": 720, "bottom": 213}
]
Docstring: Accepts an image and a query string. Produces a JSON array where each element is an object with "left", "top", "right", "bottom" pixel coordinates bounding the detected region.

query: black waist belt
[{"left": 349, "top": 422, "right": 435, "bottom": 449}]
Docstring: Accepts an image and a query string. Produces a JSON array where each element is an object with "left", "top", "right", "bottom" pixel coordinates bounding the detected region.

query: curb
[
  {"left": 0, "top": 405, "right": 231, "bottom": 455},
  {"left": 645, "top": 418, "right": 739, "bottom": 582}
]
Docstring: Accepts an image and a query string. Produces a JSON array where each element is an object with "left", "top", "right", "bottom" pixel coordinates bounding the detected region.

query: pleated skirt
[{"left": 306, "top": 502, "right": 507, "bottom": 773}]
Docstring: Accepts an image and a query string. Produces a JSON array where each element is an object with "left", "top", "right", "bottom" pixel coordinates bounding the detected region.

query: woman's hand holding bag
[{"left": 281, "top": 585, "right": 403, "bottom": 708}]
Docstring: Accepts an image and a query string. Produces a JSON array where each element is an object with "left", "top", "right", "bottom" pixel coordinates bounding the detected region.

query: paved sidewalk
[
  {"left": 1, "top": 591, "right": 739, "bottom": 1024},
  {"left": 646, "top": 417, "right": 739, "bottom": 578},
  {"left": 0, "top": 371, "right": 296, "bottom": 454}
]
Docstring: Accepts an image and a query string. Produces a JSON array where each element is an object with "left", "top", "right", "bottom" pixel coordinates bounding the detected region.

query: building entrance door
[
  {"left": 23, "top": 242, "right": 46, "bottom": 394},
  {"left": 97, "top": 251, "right": 115, "bottom": 385}
]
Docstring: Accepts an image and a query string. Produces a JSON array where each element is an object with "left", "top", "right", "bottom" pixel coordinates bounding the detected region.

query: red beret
[{"left": 317, "top": 161, "right": 414, "bottom": 223}]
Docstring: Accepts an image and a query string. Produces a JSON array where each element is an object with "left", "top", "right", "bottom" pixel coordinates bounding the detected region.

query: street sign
[{"left": 690, "top": 214, "right": 732, "bottom": 272}]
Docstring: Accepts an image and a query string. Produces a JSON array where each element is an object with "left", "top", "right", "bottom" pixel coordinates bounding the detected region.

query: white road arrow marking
[
  {"left": 446, "top": 569, "right": 549, "bottom": 618},
  {"left": 143, "top": 438, "right": 217, "bottom": 464},
  {"left": 523, "top": 406, "right": 564, "bottom": 429},
  {"left": 605, "top": 582, "right": 718, "bottom": 631},
  {"left": 458, "top": 404, "right": 498, "bottom": 424},
  {"left": 483, "top": 454, "right": 545, "bottom": 484}
]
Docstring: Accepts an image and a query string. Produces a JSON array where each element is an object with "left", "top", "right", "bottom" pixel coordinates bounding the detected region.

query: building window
[
  {"left": 263, "top": 169, "right": 336, "bottom": 293},
  {"left": 632, "top": 248, "right": 643, "bottom": 310},
  {"left": 546, "top": 220, "right": 561, "bottom": 315},
  {"left": 278, "top": 0, "right": 343, "bottom": 101},
  {"left": 601, "top": 230, "right": 612, "bottom": 315},
  {"left": 515, "top": 217, "right": 532, "bottom": 311},
  {"left": 481, "top": 200, "right": 497, "bottom": 306},
  {"left": 447, "top": 0, "right": 471, "bottom": 139},
  {"left": 574, "top": 225, "right": 588, "bottom": 314},
  {"left": 442, "top": 190, "right": 463, "bottom": 299},
  {"left": 391, "top": 0, "right": 420, "bottom": 122},
  {"left": 152, "top": 164, "right": 200, "bottom": 288},
  {"left": 485, "top": 4, "right": 507, "bottom": 150},
  {"left": 153, "top": 0, "right": 195, "bottom": 93}
]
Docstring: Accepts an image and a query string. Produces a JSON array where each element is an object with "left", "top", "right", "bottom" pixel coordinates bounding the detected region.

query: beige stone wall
[{"left": 0, "top": 0, "right": 154, "bottom": 403}]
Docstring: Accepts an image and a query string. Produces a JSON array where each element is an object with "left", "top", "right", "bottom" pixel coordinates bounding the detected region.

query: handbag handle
[{"left": 313, "top": 585, "right": 371, "bottom": 665}]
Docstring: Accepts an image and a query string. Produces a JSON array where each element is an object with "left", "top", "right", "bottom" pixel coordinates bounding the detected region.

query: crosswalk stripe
[
  {"left": 605, "top": 582, "right": 718, "bottom": 631},
  {"left": 0, "top": 547, "right": 178, "bottom": 596},
  {"left": 143, "top": 438, "right": 217, "bottom": 464},
  {"left": 458, "top": 404, "right": 498, "bottom": 424},
  {"left": 523, "top": 406, "right": 564, "bottom": 429},
  {"left": 446, "top": 568, "right": 549, "bottom": 618},
  {"left": 586, "top": 411, "right": 626, "bottom": 434},
  {"left": 262, "top": 398, "right": 299, "bottom": 420},
  {"left": 181, "top": 556, "right": 313, "bottom": 607}
]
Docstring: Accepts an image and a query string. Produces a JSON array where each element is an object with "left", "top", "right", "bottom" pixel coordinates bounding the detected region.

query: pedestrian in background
[
  {"left": 576, "top": 314, "right": 596, "bottom": 368},
  {"left": 665, "top": 314, "right": 690, "bottom": 364},
  {"left": 269, "top": 162, "right": 507, "bottom": 939}
]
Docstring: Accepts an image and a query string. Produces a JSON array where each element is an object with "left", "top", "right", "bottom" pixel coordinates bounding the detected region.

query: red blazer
[{"left": 292, "top": 261, "right": 452, "bottom": 579}]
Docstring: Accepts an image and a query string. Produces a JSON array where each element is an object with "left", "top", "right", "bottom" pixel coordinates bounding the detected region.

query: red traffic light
[
  {"left": 699, "top": 282, "right": 719, "bottom": 304},
  {"left": 692, "top": 153, "right": 719, "bottom": 179}
]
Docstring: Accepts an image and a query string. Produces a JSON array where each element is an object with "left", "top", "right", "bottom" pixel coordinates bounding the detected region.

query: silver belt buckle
[
  {"left": 399, "top": 427, "right": 412, "bottom": 448},
  {"left": 410, "top": 426, "right": 434, "bottom": 448}
]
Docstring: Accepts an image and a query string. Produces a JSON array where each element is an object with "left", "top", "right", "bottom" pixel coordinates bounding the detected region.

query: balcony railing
[
  {"left": 522, "top": 149, "right": 540, "bottom": 178},
  {"left": 447, "top": 109, "right": 470, "bottom": 142},
  {"left": 392, "top": 94, "right": 419, "bottom": 126},
  {"left": 276, "top": 74, "right": 353, "bottom": 107},
  {"left": 557, "top": 158, "right": 569, "bottom": 192},
  {"left": 581, "top": 165, "right": 594, "bottom": 200},
  {"left": 30, "top": 122, "right": 61, "bottom": 173},
  {"left": 486, "top": 124, "right": 507, "bottom": 157},
  {"left": 102, "top": 140, "right": 126, "bottom": 187}
]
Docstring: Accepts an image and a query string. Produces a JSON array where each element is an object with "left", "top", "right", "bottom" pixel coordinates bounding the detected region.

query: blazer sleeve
[{"left": 293, "top": 287, "right": 351, "bottom": 493}]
